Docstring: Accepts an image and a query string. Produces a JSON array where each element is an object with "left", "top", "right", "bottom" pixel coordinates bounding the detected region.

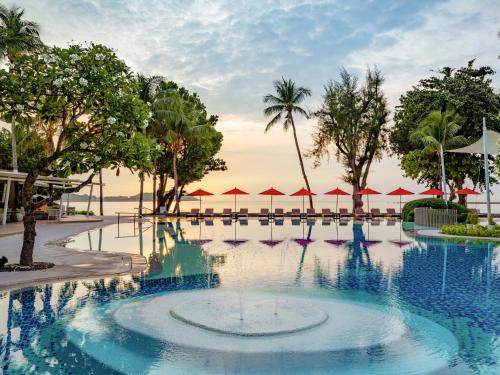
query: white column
[
  {"left": 482, "top": 117, "right": 491, "bottom": 222},
  {"left": 86, "top": 183, "right": 94, "bottom": 217},
  {"left": 58, "top": 183, "right": 65, "bottom": 219},
  {"left": 2, "top": 178, "right": 12, "bottom": 225}
]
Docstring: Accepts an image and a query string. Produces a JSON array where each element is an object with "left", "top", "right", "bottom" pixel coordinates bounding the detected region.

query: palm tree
[
  {"left": 150, "top": 91, "right": 204, "bottom": 215},
  {"left": 263, "top": 78, "right": 314, "bottom": 208},
  {"left": 135, "top": 74, "right": 164, "bottom": 216},
  {"left": 410, "top": 109, "right": 466, "bottom": 191},
  {"left": 0, "top": 5, "right": 43, "bottom": 173}
]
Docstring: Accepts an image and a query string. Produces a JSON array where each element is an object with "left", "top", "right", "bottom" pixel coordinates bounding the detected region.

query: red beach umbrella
[
  {"left": 387, "top": 187, "right": 414, "bottom": 215},
  {"left": 355, "top": 187, "right": 381, "bottom": 213},
  {"left": 325, "top": 187, "right": 350, "bottom": 213},
  {"left": 291, "top": 188, "right": 316, "bottom": 213},
  {"left": 419, "top": 188, "right": 445, "bottom": 196},
  {"left": 259, "top": 187, "right": 285, "bottom": 213},
  {"left": 222, "top": 187, "right": 249, "bottom": 213},
  {"left": 188, "top": 188, "right": 214, "bottom": 212},
  {"left": 453, "top": 188, "right": 480, "bottom": 195}
]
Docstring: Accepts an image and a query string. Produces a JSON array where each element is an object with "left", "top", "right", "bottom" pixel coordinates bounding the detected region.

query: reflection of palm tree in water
[
  {"left": 147, "top": 220, "right": 215, "bottom": 280},
  {"left": 295, "top": 221, "right": 314, "bottom": 284},
  {"left": 314, "top": 223, "right": 386, "bottom": 294}
]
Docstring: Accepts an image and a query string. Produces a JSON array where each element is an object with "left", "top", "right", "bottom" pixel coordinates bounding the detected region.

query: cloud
[{"left": 344, "top": 0, "right": 500, "bottom": 108}]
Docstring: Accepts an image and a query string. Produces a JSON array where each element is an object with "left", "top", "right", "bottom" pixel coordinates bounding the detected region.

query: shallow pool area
[{"left": 1, "top": 218, "right": 499, "bottom": 374}]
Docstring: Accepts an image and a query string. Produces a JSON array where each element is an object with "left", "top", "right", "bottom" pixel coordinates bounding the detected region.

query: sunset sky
[{"left": 6, "top": 0, "right": 500, "bottom": 199}]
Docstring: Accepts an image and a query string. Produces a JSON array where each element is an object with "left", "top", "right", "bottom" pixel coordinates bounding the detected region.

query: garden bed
[{"left": 441, "top": 224, "right": 500, "bottom": 238}]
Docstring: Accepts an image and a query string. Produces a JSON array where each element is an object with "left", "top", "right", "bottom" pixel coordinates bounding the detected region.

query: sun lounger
[
  {"left": 291, "top": 208, "right": 301, "bottom": 218},
  {"left": 386, "top": 208, "right": 399, "bottom": 218},
  {"left": 237, "top": 208, "right": 248, "bottom": 219},
  {"left": 259, "top": 219, "right": 269, "bottom": 225},
  {"left": 306, "top": 208, "right": 316, "bottom": 218},
  {"left": 275, "top": 219, "right": 284, "bottom": 226},
  {"left": 371, "top": 218, "right": 381, "bottom": 225},
  {"left": 291, "top": 219, "right": 301, "bottom": 226},
  {"left": 321, "top": 208, "right": 334, "bottom": 219},
  {"left": 222, "top": 219, "right": 232, "bottom": 225},
  {"left": 205, "top": 219, "right": 214, "bottom": 226},
  {"left": 274, "top": 208, "right": 284, "bottom": 218},
  {"left": 371, "top": 208, "right": 382, "bottom": 218},
  {"left": 259, "top": 208, "right": 270, "bottom": 219},
  {"left": 221, "top": 208, "right": 232, "bottom": 217},
  {"left": 322, "top": 219, "right": 331, "bottom": 226},
  {"left": 339, "top": 208, "right": 351, "bottom": 218},
  {"left": 187, "top": 208, "right": 199, "bottom": 217},
  {"left": 339, "top": 217, "right": 349, "bottom": 226},
  {"left": 387, "top": 218, "right": 396, "bottom": 226},
  {"left": 239, "top": 219, "right": 248, "bottom": 225},
  {"left": 203, "top": 208, "right": 214, "bottom": 218}
]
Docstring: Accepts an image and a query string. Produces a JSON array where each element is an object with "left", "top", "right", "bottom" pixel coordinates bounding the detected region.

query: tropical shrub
[
  {"left": 402, "top": 198, "right": 469, "bottom": 223},
  {"left": 441, "top": 224, "right": 500, "bottom": 238},
  {"left": 465, "top": 212, "right": 479, "bottom": 225}
]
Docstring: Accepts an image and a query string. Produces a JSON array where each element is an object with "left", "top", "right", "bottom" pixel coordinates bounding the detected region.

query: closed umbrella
[
  {"left": 290, "top": 188, "right": 316, "bottom": 214},
  {"left": 355, "top": 187, "right": 381, "bottom": 213},
  {"left": 387, "top": 187, "right": 414, "bottom": 216},
  {"left": 222, "top": 187, "right": 249, "bottom": 214},
  {"left": 324, "top": 187, "right": 350, "bottom": 214},
  {"left": 188, "top": 188, "right": 214, "bottom": 212},
  {"left": 259, "top": 187, "right": 285, "bottom": 213}
]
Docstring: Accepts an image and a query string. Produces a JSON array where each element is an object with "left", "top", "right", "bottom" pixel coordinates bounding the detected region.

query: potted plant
[
  {"left": 466, "top": 212, "right": 478, "bottom": 229},
  {"left": 488, "top": 216, "right": 495, "bottom": 230},
  {"left": 15, "top": 207, "right": 25, "bottom": 222}
]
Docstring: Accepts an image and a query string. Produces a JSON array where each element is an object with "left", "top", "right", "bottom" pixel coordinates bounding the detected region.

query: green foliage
[
  {"left": 441, "top": 224, "right": 500, "bottom": 239},
  {"left": 73, "top": 210, "right": 94, "bottom": 216},
  {"left": 488, "top": 216, "right": 495, "bottom": 226},
  {"left": 465, "top": 212, "right": 479, "bottom": 225},
  {"left": 262, "top": 77, "right": 311, "bottom": 132},
  {"left": 0, "top": 4, "right": 43, "bottom": 62},
  {"left": 391, "top": 61, "right": 500, "bottom": 192},
  {"left": 308, "top": 68, "right": 388, "bottom": 208},
  {"left": 0, "top": 127, "right": 46, "bottom": 172},
  {"left": 0, "top": 43, "right": 154, "bottom": 177},
  {"left": 402, "top": 198, "right": 469, "bottom": 223}
]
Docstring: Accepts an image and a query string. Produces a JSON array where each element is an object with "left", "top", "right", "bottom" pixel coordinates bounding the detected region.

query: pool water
[{"left": 0, "top": 218, "right": 499, "bottom": 374}]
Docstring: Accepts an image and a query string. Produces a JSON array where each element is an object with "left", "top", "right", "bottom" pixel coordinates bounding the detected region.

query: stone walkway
[{"left": 0, "top": 216, "right": 147, "bottom": 291}]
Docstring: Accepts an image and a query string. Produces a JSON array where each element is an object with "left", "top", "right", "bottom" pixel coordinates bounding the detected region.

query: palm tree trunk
[
  {"left": 290, "top": 114, "right": 313, "bottom": 208},
  {"left": 11, "top": 116, "right": 18, "bottom": 172},
  {"left": 152, "top": 161, "right": 157, "bottom": 215},
  {"left": 138, "top": 171, "right": 144, "bottom": 217},
  {"left": 173, "top": 150, "right": 180, "bottom": 215}
]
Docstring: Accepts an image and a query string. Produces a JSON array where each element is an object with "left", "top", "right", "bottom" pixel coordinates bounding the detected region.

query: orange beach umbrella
[
  {"left": 188, "top": 188, "right": 214, "bottom": 212},
  {"left": 325, "top": 187, "right": 350, "bottom": 213},
  {"left": 222, "top": 187, "right": 249, "bottom": 213},
  {"left": 290, "top": 188, "right": 316, "bottom": 213},
  {"left": 259, "top": 187, "right": 285, "bottom": 213}
]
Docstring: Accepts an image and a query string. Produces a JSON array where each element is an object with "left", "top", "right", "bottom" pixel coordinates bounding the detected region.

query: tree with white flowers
[{"left": 0, "top": 43, "right": 154, "bottom": 267}]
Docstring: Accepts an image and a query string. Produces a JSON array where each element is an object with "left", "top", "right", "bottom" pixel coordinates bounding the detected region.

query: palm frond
[{"left": 264, "top": 113, "right": 281, "bottom": 132}]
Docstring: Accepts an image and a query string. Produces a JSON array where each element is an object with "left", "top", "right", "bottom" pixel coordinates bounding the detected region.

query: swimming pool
[{"left": 0, "top": 218, "right": 498, "bottom": 374}]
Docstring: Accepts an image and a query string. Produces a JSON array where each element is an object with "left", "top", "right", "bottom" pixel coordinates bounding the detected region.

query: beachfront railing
[{"left": 414, "top": 207, "right": 457, "bottom": 228}]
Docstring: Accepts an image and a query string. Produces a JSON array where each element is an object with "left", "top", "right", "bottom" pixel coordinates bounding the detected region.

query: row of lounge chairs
[{"left": 183, "top": 207, "right": 400, "bottom": 219}]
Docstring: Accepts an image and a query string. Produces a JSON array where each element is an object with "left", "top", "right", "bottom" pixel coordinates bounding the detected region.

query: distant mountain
[{"left": 68, "top": 193, "right": 198, "bottom": 202}]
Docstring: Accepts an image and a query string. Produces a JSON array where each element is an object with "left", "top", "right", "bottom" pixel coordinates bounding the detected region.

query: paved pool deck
[{"left": 0, "top": 216, "right": 147, "bottom": 291}]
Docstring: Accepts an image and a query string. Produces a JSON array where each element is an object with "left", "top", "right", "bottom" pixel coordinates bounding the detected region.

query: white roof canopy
[{"left": 447, "top": 130, "right": 500, "bottom": 156}]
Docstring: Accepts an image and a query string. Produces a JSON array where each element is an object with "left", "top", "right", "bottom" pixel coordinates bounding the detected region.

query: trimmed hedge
[
  {"left": 402, "top": 198, "right": 469, "bottom": 223},
  {"left": 441, "top": 224, "right": 500, "bottom": 238}
]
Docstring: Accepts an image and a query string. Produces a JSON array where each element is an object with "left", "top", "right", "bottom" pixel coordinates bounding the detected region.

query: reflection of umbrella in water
[
  {"left": 389, "top": 240, "right": 412, "bottom": 248},
  {"left": 223, "top": 221, "right": 248, "bottom": 247},
  {"left": 190, "top": 220, "right": 213, "bottom": 246},
  {"left": 360, "top": 240, "right": 382, "bottom": 248},
  {"left": 325, "top": 239, "right": 348, "bottom": 247},
  {"left": 260, "top": 220, "right": 283, "bottom": 248}
]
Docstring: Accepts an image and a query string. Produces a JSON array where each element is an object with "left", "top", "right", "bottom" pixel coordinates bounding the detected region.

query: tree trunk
[
  {"left": 173, "top": 150, "right": 180, "bottom": 215},
  {"left": 138, "top": 172, "right": 144, "bottom": 217},
  {"left": 289, "top": 114, "right": 313, "bottom": 208},
  {"left": 11, "top": 116, "right": 18, "bottom": 172},
  {"left": 99, "top": 170, "right": 104, "bottom": 216},
  {"left": 157, "top": 173, "right": 167, "bottom": 213},
  {"left": 20, "top": 169, "right": 39, "bottom": 266}
]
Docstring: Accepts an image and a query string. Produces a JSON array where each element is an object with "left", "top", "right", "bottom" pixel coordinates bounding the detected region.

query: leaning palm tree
[
  {"left": 135, "top": 74, "right": 164, "bottom": 216},
  {"left": 410, "top": 109, "right": 466, "bottom": 191},
  {"left": 150, "top": 91, "right": 204, "bottom": 215},
  {"left": 263, "top": 78, "right": 314, "bottom": 208},
  {"left": 0, "top": 5, "right": 43, "bottom": 172}
]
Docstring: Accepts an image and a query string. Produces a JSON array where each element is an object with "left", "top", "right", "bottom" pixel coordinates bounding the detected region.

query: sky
[{"left": 5, "top": 0, "right": 500, "bottom": 200}]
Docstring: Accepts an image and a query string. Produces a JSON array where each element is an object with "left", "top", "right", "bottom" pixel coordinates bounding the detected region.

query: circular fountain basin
[
  {"left": 112, "top": 290, "right": 411, "bottom": 352},
  {"left": 170, "top": 293, "right": 328, "bottom": 336}
]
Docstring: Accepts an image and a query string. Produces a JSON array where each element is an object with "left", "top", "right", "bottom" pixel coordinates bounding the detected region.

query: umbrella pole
[
  {"left": 199, "top": 197, "right": 202, "bottom": 213},
  {"left": 399, "top": 196, "right": 402, "bottom": 218},
  {"left": 234, "top": 194, "right": 236, "bottom": 218},
  {"left": 336, "top": 195, "right": 339, "bottom": 216},
  {"left": 271, "top": 196, "right": 273, "bottom": 217},
  {"left": 302, "top": 196, "right": 305, "bottom": 217}
]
